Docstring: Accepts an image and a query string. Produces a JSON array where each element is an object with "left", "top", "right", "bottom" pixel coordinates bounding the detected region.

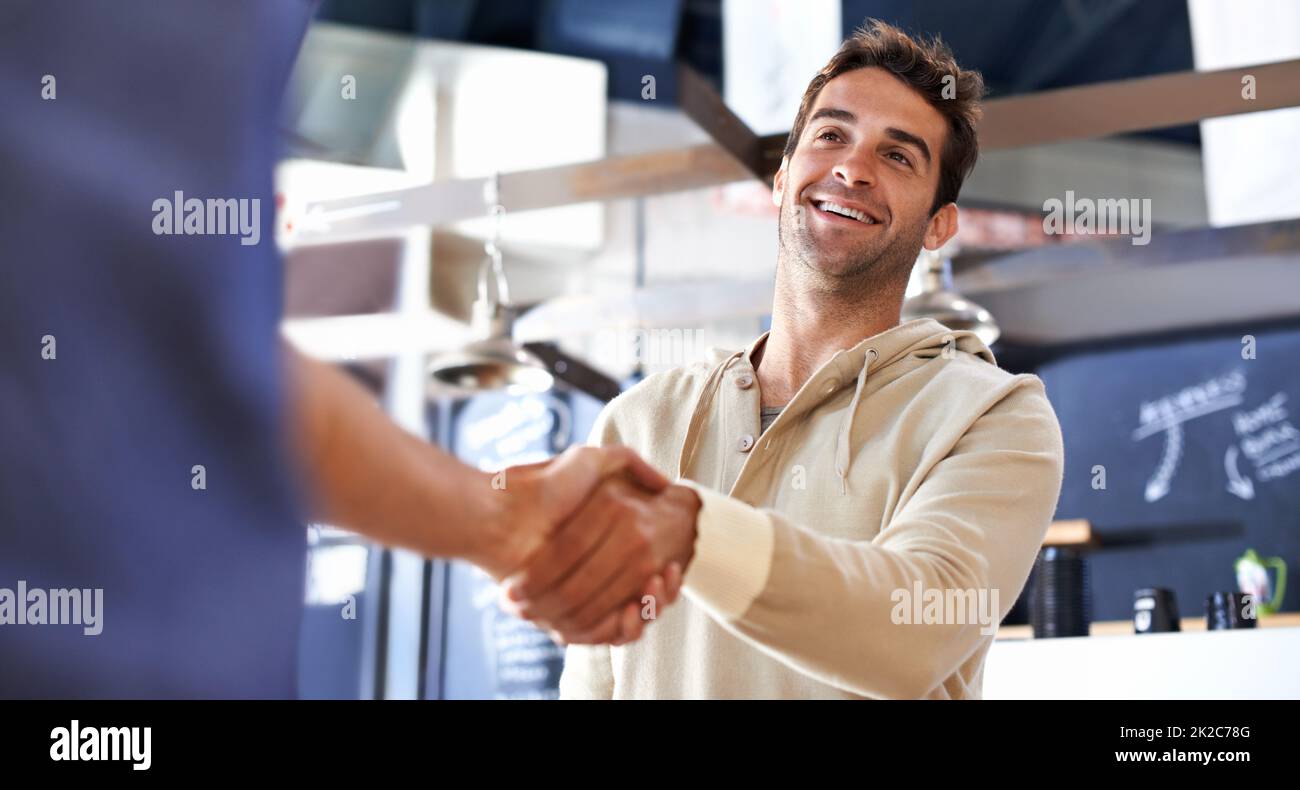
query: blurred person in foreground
[{"left": 0, "top": 0, "right": 692, "bottom": 698}]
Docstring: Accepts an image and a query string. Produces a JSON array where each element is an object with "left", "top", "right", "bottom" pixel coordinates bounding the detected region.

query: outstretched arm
[{"left": 281, "top": 344, "right": 668, "bottom": 581}]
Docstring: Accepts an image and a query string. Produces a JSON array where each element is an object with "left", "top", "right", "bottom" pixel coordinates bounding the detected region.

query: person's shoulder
[
  {"left": 602, "top": 358, "right": 717, "bottom": 423},
  {"left": 978, "top": 371, "right": 1064, "bottom": 461},
  {"left": 927, "top": 356, "right": 1062, "bottom": 438},
  {"left": 992, "top": 372, "right": 1060, "bottom": 422},
  {"left": 931, "top": 351, "right": 1050, "bottom": 403},
  {"left": 587, "top": 355, "right": 724, "bottom": 468}
]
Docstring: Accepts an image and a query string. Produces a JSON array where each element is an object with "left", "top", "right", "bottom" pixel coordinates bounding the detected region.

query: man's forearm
[
  {"left": 283, "top": 345, "right": 502, "bottom": 564},
  {"left": 281, "top": 344, "right": 676, "bottom": 596}
]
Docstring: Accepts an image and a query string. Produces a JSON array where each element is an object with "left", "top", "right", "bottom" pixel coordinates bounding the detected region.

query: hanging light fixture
[
  {"left": 902, "top": 246, "right": 1000, "bottom": 346},
  {"left": 427, "top": 176, "right": 554, "bottom": 396}
]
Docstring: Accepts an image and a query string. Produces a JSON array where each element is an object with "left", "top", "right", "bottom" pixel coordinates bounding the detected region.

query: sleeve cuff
[{"left": 676, "top": 481, "right": 775, "bottom": 621}]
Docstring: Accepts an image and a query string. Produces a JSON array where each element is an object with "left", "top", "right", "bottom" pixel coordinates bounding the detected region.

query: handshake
[{"left": 469, "top": 446, "right": 702, "bottom": 647}]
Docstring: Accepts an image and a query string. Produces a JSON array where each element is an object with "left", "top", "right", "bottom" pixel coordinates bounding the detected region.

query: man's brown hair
[{"left": 783, "top": 18, "right": 985, "bottom": 215}]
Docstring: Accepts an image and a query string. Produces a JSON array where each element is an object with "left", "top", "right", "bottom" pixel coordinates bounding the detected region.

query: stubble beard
[{"left": 777, "top": 189, "right": 928, "bottom": 302}]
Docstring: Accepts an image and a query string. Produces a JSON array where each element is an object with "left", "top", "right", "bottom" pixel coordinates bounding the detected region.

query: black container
[
  {"left": 1206, "top": 592, "right": 1258, "bottom": 630},
  {"left": 1133, "top": 587, "right": 1180, "bottom": 633},
  {"left": 1030, "top": 546, "right": 1091, "bottom": 638}
]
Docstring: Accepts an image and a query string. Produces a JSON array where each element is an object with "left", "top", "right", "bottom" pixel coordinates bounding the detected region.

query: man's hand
[
  {"left": 283, "top": 346, "right": 683, "bottom": 631},
  {"left": 467, "top": 445, "right": 671, "bottom": 581},
  {"left": 500, "top": 478, "right": 702, "bottom": 646}
]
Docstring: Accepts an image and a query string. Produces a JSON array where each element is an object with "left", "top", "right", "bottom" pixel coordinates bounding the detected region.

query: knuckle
[
  {"left": 596, "top": 485, "right": 620, "bottom": 508},
  {"left": 625, "top": 527, "right": 650, "bottom": 554},
  {"left": 607, "top": 500, "right": 634, "bottom": 524}
]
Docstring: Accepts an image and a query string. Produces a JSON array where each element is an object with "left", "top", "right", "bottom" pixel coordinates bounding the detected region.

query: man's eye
[
  {"left": 888, "top": 151, "right": 912, "bottom": 167},
  {"left": 817, "top": 131, "right": 842, "bottom": 142}
]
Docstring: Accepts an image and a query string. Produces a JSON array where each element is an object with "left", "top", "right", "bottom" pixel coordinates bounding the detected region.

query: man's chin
[{"left": 797, "top": 246, "right": 880, "bottom": 280}]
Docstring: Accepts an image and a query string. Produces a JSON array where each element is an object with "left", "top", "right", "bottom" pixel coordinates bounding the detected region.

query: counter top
[
  {"left": 995, "top": 611, "right": 1300, "bottom": 640},
  {"left": 985, "top": 616, "right": 1300, "bottom": 699}
]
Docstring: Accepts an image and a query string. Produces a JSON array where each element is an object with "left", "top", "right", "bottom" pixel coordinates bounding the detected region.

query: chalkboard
[
  {"left": 432, "top": 388, "right": 605, "bottom": 699},
  {"left": 1036, "top": 325, "right": 1300, "bottom": 622}
]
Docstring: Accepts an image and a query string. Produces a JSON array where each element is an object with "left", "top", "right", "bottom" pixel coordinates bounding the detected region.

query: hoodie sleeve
[
  {"left": 678, "top": 378, "right": 1065, "bottom": 699},
  {"left": 558, "top": 642, "right": 615, "bottom": 699}
]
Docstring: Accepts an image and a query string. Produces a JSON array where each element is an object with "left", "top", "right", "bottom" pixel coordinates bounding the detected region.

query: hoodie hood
[
  {"left": 680, "top": 318, "right": 997, "bottom": 493},
  {"left": 705, "top": 317, "right": 995, "bottom": 369}
]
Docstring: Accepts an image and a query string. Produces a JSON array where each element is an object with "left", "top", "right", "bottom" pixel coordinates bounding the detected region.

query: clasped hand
[{"left": 480, "top": 446, "right": 700, "bottom": 648}]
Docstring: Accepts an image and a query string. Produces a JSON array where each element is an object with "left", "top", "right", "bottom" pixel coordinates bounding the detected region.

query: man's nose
[{"left": 832, "top": 146, "right": 877, "bottom": 188}]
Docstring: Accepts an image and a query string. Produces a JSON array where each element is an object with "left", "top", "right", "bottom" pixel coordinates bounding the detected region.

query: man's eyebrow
[
  {"left": 885, "top": 127, "right": 931, "bottom": 165},
  {"left": 808, "top": 107, "right": 856, "bottom": 125}
]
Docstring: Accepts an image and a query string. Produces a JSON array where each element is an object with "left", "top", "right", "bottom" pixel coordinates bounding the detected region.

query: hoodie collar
[
  {"left": 681, "top": 318, "right": 997, "bottom": 490},
  {"left": 710, "top": 317, "right": 992, "bottom": 374}
]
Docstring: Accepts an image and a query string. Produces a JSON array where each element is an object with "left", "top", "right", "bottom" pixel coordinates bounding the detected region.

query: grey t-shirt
[{"left": 760, "top": 406, "right": 784, "bottom": 435}]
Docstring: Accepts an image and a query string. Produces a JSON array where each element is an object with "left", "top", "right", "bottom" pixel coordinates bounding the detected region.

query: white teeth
[{"left": 816, "top": 200, "right": 873, "bottom": 223}]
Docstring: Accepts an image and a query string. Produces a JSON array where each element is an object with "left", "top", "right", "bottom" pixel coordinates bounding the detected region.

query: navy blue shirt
[{"left": 0, "top": 0, "right": 315, "bottom": 697}]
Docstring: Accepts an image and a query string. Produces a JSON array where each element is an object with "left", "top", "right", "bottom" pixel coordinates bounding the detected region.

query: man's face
[{"left": 774, "top": 66, "right": 956, "bottom": 286}]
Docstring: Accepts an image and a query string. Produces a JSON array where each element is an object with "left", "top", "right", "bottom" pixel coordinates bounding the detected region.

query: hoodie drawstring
[
  {"left": 835, "top": 348, "right": 878, "bottom": 495},
  {"left": 677, "top": 350, "right": 744, "bottom": 480}
]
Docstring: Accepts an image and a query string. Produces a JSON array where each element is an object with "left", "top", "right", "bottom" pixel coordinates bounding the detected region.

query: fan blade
[
  {"left": 282, "top": 311, "right": 471, "bottom": 361},
  {"left": 522, "top": 342, "right": 623, "bottom": 402},
  {"left": 513, "top": 279, "right": 772, "bottom": 342}
]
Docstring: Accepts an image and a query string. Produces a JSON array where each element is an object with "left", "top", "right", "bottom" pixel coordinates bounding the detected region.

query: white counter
[{"left": 985, "top": 625, "right": 1300, "bottom": 699}]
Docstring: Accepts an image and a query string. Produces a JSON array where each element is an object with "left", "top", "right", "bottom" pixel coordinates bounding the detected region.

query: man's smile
[{"left": 807, "top": 197, "right": 886, "bottom": 230}]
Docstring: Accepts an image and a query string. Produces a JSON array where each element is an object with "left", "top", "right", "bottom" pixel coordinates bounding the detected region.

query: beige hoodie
[{"left": 559, "top": 318, "right": 1065, "bottom": 699}]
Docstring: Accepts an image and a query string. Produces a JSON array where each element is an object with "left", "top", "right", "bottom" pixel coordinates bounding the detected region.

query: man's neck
[{"left": 754, "top": 260, "right": 905, "bottom": 408}]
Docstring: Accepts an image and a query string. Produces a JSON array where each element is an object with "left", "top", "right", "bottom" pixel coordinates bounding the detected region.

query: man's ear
[
  {"left": 923, "top": 203, "right": 959, "bottom": 251},
  {"left": 771, "top": 156, "right": 788, "bottom": 208}
]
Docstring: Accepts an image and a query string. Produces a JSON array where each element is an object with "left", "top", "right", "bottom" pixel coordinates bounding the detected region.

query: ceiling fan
[{"left": 284, "top": 176, "right": 775, "bottom": 403}]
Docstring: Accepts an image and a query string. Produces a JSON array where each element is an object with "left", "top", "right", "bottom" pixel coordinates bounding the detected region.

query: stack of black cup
[
  {"left": 1206, "top": 591, "right": 1258, "bottom": 630},
  {"left": 1030, "top": 546, "right": 1091, "bottom": 638}
]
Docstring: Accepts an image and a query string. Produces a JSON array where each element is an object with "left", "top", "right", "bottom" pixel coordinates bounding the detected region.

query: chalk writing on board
[
  {"left": 1232, "top": 392, "right": 1300, "bottom": 484},
  {"left": 1132, "top": 370, "right": 1246, "bottom": 502},
  {"left": 456, "top": 392, "right": 573, "bottom": 699},
  {"left": 1131, "top": 369, "right": 1300, "bottom": 503},
  {"left": 460, "top": 394, "right": 571, "bottom": 467},
  {"left": 1224, "top": 445, "right": 1254, "bottom": 500}
]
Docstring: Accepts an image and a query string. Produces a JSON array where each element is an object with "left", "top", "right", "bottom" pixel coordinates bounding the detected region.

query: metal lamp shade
[
  {"left": 427, "top": 336, "right": 554, "bottom": 396},
  {"left": 427, "top": 222, "right": 554, "bottom": 397},
  {"left": 902, "top": 250, "right": 1000, "bottom": 346}
]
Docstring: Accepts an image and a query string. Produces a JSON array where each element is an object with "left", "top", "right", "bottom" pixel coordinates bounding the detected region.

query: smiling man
[{"left": 542, "top": 19, "right": 1066, "bottom": 699}]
